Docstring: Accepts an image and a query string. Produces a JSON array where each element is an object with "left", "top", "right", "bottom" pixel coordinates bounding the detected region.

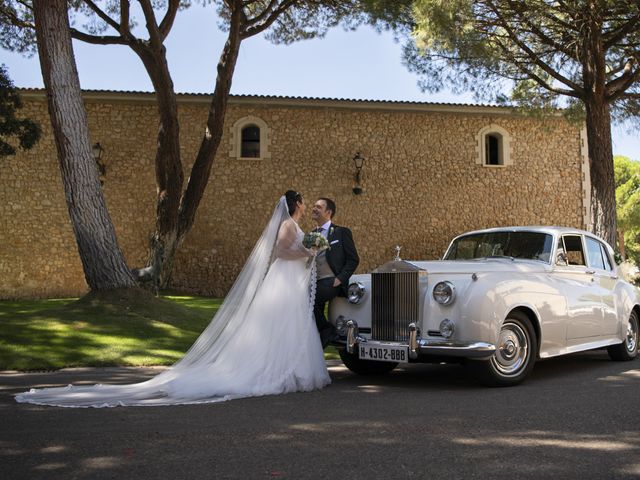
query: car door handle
[{"left": 585, "top": 269, "right": 595, "bottom": 274}]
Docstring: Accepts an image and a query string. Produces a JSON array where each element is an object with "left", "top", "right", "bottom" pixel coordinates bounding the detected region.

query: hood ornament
[{"left": 373, "top": 245, "right": 423, "bottom": 273}]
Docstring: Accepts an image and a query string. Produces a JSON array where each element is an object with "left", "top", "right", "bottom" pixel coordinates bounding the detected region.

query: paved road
[{"left": 1, "top": 352, "right": 639, "bottom": 479}]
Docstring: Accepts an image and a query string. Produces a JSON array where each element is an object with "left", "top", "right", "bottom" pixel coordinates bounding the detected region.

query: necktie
[{"left": 314, "top": 227, "right": 323, "bottom": 233}]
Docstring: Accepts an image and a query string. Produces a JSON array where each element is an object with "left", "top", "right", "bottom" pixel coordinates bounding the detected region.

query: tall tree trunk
[
  {"left": 130, "top": 43, "right": 184, "bottom": 291},
  {"left": 33, "top": 0, "right": 136, "bottom": 290},
  {"left": 147, "top": 3, "right": 244, "bottom": 289},
  {"left": 580, "top": 4, "right": 617, "bottom": 247},
  {"left": 584, "top": 97, "right": 617, "bottom": 246}
]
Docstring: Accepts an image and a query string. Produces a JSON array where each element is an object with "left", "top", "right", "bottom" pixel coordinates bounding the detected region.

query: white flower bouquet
[
  {"left": 303, "top": 232, "right": 330, "bottom": 251},
  {"left": 303, "top": 232, "right": 330, "bottom": 268}
]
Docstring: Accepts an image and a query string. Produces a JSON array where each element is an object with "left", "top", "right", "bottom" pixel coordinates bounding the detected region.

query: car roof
[
  {"left": 453, "top": 226, "right": 602, "bottom": 240},
  {"left": 447, "top": 226, "right": 617, "bottom": 259}
]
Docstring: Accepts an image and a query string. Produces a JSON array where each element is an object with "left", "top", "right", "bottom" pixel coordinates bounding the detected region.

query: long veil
[{"left": 16, "top": 197, "right": 295, "bottom": 407}]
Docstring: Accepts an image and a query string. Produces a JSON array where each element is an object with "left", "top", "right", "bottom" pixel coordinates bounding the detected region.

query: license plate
[{"left": 359, "top": 344, "right": 408, "bottom": 363}]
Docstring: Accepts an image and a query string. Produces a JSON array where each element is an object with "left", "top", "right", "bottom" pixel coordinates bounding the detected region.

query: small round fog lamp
[
  {"left": 347, "top": 282, "right": 365, "bottom": 304},
  {"left": 335, "top": 315, "right": 348, "bottom": 336},
  {"left": 439, "top": 318, "right": 455, "bottom": 339},
  {"left": 433, "top": 281, "right": 456, "bottom": 305}
]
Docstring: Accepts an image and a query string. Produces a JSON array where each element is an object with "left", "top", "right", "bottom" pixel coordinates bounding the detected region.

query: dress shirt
[{"left": 317, "top": 221, "right": 332, "bottom": 239}]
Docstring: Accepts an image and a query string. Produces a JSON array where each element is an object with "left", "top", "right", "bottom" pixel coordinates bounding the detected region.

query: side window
[
  {"left": 600, "top": 243, "right": 613, "bottom": 271},
  {"left": 561, "top": 235, "right": 586, "bottom": 266},
  {"left": 585, "top": 237, "right": 606, "bottom": 270}
]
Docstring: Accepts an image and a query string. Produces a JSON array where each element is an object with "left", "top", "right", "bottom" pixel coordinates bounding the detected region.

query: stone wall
[{"left": 0, "top": 91, "right": 586, "bottom": 298}]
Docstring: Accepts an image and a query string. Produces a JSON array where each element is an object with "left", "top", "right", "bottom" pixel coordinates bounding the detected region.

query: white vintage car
[{"left": 330, "top": 226, "right": 640, "bottom": 386}]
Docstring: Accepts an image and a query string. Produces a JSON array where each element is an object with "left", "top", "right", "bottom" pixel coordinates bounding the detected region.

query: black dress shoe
[{"left": 320, "top": 327, "right": 337, "bottom": 349}]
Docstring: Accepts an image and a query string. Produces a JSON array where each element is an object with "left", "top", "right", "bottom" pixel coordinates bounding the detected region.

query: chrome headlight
[
  {"left": 433, "top": 281, "right": 456, "bottom": 305},
  {"left": 439, "top": 318, "right": 455, "bottom": 339},
  {"left": 347, "top": 282, "right": 365, "bottom": 304}
]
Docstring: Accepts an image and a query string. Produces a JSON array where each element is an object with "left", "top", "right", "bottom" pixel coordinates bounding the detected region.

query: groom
[{"left": 311, "top": 197, "right": 359, "bottom": 348}]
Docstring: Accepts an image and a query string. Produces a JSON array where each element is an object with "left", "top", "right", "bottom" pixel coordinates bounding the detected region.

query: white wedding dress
[{"left": 15, "top": 198, "right": 330, "bottom": 407}]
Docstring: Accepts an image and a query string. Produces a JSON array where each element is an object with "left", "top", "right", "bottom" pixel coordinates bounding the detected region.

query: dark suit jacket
[{"left": 325, "top": 223, "right": 359, "bottom": 296}]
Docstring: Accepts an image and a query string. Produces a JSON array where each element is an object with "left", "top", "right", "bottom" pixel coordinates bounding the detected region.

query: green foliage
[
  {"left": 393, "top": 0, "right": 640, "bottom": 122},
  {"left": 0, "top": 64, "right": 41, "bottom": 157},
  {"left": 354, "top": 0, "right": 413, "bottom": 33},
  {"left": 1, "top": 1, "right": 407, "bottom": 53},
  {"left": 615, "top": 155, "right": 640, "bottom": 187},
  {"left": 358, "top": 0, "right": 637, "bottom": 244},
  {"left": 208, "top": 0, "right": 385, "bottom": 45},
  {"left": 615, "top": 155, "right": 640, "bottom": 267},
  {"left": 0, "top": 1, "right": 36, "bottom": 54}
]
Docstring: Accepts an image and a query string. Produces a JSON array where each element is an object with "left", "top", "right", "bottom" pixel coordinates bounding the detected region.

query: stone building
[{"left": 0, "top": 89, "right": 590, "bottom": 299}]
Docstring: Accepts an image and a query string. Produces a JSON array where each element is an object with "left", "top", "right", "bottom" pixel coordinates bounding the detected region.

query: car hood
[{"left": 405, "top": 259, "right": 551, "bottom": 275}]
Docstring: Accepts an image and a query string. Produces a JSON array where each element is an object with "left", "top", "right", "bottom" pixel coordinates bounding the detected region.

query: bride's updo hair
[{"left": 284, "top": 190, "right": 303, "bottom": 216}]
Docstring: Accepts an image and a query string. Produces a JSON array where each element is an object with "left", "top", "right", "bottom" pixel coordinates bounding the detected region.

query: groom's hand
[{"left": 333, "top": 278, "right": 342, "bottom": 288}]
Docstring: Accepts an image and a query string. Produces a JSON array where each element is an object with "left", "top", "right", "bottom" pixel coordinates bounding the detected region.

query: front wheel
[
  {"left": 338, "top": 348, "right": 398, "bottom": 375},
  {"left": 607, "top": 310, "right": 639, "bottom": 361},
  {"left": 468, "top": 311, "right": 537, "bottom": 387}
]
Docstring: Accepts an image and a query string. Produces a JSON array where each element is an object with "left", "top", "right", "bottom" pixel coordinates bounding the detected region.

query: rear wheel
[
  {"left": 607, "top": 310, "right": 639, "bottom": 361},
  {"left": 339, "top": 348, "right": 398, "bottom": 375},
  {"left": 469, "top": 311, "right": 537, "bottom": 387}
]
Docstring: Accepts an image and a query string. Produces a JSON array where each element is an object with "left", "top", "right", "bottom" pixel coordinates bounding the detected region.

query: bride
[{"left": 15, "top": 191, "right": 331, "bottom": 407}]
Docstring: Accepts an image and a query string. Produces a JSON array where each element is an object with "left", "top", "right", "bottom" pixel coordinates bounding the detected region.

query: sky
[{"left": 2, "top": 4, "right": 638, "bottom": 159}]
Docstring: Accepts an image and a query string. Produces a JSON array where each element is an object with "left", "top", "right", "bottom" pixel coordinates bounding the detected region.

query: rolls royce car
[{"left": 330, "top": 227, "right": 640, "bottom": 386}]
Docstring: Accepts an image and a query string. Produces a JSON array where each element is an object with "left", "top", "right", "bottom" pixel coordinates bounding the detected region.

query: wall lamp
[
  {"left": 92, "top": 142, "right": 106, "bottom": 177},
  {"left": 352, "top": 152, "right": 364, "bottom": 195}
]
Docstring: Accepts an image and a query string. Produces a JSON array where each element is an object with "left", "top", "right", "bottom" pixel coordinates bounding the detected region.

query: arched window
[
  {"left": 485, "top": 133, "right": 502, "bottom": 165},
  {"left": 241, "top": 125, "right": 260, "bottom": 158},
  {"left": 476, "top": 125, "right": 512, "bottom": 167},
  {"left": 230, "top": 116, "right": 271, "bottom": 160}
]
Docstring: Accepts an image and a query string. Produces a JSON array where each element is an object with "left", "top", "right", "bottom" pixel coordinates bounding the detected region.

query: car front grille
[{"left": 371, "top": 271, "right": 419, "bottom": 341}]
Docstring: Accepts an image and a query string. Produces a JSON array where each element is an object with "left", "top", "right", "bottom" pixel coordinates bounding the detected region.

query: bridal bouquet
[
  {"left": 303, "top": 232, "right": 330, "bottom": 268},
  {"left": 303, "top": 232, "right": 330, "bottom": 251}
]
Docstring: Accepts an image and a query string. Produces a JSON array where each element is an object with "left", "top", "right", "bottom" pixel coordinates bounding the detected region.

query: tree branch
[
  {"left": 607, "top": 59, "right": 640, "bottom": 101},
  {"left": 603, "top": 13, "right": 640, "bottom": 49},
  {"left": 69, "top": 27, "right": 129, "bottom": 45},
  {"left": 243, "top": 0, "right": 278, "bottom": 27},
  {"left": 120, "top": 0, "right": 131, "bottom": 37},
  {"left": 241, "top": 0, "right": 297, "bottom": 38},
  {"left": 503, "top": 0, "right": 575, "bottom": 58},
  {"left": 82, "top": 0, "right": 122, "bottom": 32},
  {"left": 158, "top": 0, "right": 180, "bottom": 41},
  {"left": 493, "top": 40, "right": 580, "bottom": 98},
  {"left": 488, "top": 3, "right": 583, "bottom": 94},
  {"left": 0, "top": 5, "right": 34, "bottom": 30},
  {"left": 138, "top": 0, "right": 163, "bottom": 51}
]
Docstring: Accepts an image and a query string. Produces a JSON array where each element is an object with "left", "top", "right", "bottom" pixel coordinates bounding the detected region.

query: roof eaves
[{"left": 16, "top": 87, "right": 564, "bottom": 116}]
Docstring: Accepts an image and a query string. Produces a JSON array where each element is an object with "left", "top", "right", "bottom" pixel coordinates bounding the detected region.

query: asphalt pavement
[{"left": 1, "top": 352, "right": 639, "bottom": 479}]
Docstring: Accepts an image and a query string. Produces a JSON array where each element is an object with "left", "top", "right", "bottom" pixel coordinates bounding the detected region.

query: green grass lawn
[{"left": 0, "top": 290, "right": 339, "bottom": 371}]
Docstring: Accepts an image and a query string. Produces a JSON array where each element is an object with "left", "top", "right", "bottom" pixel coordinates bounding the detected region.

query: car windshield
[{"left": 444, "top": 231, "right": 554, "bottom": 263}]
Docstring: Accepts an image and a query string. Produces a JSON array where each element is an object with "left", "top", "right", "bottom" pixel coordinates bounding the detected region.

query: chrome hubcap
[
  {"left": 492, "top": 321, "right": 529, "bottom": 376},
  {"left": 625, "top": 316, "right": 638, "bottom": 353}
]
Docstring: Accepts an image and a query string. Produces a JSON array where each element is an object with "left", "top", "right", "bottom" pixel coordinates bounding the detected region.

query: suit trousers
[{"left": 314, "top": 277, "right": 341, "bottom": 334}]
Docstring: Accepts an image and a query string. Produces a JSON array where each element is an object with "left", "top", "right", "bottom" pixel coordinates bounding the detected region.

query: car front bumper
[{"left": 343, "top": 320, "right": 496, "bottom": 360}]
